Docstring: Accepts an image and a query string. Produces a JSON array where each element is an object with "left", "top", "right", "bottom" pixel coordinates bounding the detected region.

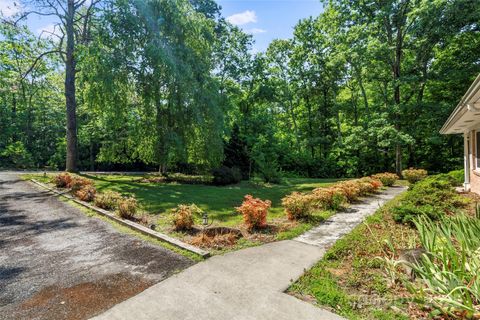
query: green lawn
[
  {"left": 27, "top": 173, "right": 341, "bottom": 227},
  {"left": 88, "top": 175, "right": 341, "bottom": 226}
]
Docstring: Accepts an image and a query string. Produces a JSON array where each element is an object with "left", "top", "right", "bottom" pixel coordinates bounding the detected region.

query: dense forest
[{"left": 1, "top": 0, "right": 479, "bottom": 179}]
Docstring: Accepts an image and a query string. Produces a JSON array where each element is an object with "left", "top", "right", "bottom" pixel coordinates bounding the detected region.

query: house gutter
[{"left": 440, "top": 73, "right": 480, "bottom": 134}]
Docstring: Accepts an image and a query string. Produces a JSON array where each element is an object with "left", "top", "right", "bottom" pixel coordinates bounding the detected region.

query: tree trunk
[
  {"left": 65, "top": 0, "right": 78, "bottom": 172},
  {"left": 89, "top": 140, "right": 95, "bottom": 171},
  {"left": 354, "top": 65, "right": 369, "bottom": 120}
]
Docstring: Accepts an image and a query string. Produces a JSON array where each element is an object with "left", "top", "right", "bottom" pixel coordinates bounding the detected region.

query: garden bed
[
  {"left": 24, "top": 172, "right": 395, "bottom": 255},
  {"left": 288, "top": 172, "right": 479, "bottom": 320}
]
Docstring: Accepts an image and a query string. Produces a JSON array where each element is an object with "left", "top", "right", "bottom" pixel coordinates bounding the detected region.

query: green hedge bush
[
  {"left": 446, "top": 169, "right": 464, "bottom": 186},
  {"left": 392, "top": 174, "right": 469, "bottom": 224}
]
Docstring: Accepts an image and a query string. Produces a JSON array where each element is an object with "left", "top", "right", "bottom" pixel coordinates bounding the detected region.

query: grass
[
  {"left": 24, "top": 173, "right": 341, "bottom": 254},
  {"left": 288, "top": 191, "right": 418, "bottom": 320},
  {"left": 25, "top": 173, "right": 341, "bottom": 227}
]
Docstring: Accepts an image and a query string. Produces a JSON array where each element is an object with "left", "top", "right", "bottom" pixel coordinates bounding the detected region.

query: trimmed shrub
[
  {"left": 311, "top": 188, "right": 346, "bottom": 211},
  {"left": 212, "top": 166, "right": 242, "bottom": 186},
  {"left": 171, "top": 204, "right": 203, "bottom": 231},
  {"left": 282, "top": 192, "right": 313, "bottom": 221},
  {"left": 335, "top": 181, "right": 361, "bottom": 202},
  {"left": 392, "top": 174, "right": 469, "bottom": 224},
  {"left": 74, "top": 185, "right": 96, "bottom": 202},
  {"left": 53, "top": 172, "right": 72, "bottom": 188},
  {"left": 371, "top": 172, "right": 398, "bottom": 187},
  {"left": 402, "top": 168, "right": 427, "bottom": 184},
  {"left": 94, "top": 191, "right": 122, "bottom": 210},
  {"left": 446, "top": 169, "right": 464, "bottom": 186},
  {"left": 117, "top": 197, "right": 138, "bottom": 219},
  {"left": 358, "top": 177, "right": 383, "bottom": 194},
  {"left": 69, "top": 177, "right": 94, "bottom": 192},
  {"left": 236, "top": 195, "right": 271, "bottom": 230}
]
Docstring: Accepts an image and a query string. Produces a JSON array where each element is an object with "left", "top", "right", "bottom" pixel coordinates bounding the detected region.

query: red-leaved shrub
[
  {"left": 117, "top": 197, "right": 138, "bottom": 219},
  {"left": 53, "top": 172, "right": 72, "bottom": 188},
  {"left": 69, "top": 177, "right": 94, "bottom": 192},
  {"left": 371, "top": 172, "right": 398, "bottom": 186},
  {"left": 335, "top": 181, "right": 362, "bottom": 202},
  {"left": 74, "top": 185, "right": 96, "bottom": 202},
  {"left": 311, "top": 188, "right": 346, "bottom": 211},
  {"left": 236, "top": 195, "right": 271, "bottom": 230},
  {"left": 281, "top": 192, "right": 313, "bottom": 221},
  {"left": 172, "top": 204, "right": 203, "bottom": 231}
]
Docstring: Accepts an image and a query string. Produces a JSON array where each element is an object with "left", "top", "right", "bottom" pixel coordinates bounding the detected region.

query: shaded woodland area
[{"left": 1, "top": 0, "right": 479, "bottom": 179}]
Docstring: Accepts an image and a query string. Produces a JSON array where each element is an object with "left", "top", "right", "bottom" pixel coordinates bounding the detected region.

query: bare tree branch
[{"left": 22, "top": 50, "right": 65, "bottom": 80}]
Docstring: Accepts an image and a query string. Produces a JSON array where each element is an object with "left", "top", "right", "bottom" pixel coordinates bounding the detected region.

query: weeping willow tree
[{"left": 80, "top": 0, "right": 223, "bottom": 172}]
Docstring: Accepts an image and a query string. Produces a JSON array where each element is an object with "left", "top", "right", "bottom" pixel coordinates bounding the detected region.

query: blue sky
[
  {"left": 218, "top": 0, "right": 324, "bottom": 52},
  {"left": 0, "top": 0, "right": 324, "bottom": 52}
]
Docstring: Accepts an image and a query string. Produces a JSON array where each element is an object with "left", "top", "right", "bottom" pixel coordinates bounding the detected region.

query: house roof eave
[{"left": 440, "top": 73, "right": 480, "bottom": 135}]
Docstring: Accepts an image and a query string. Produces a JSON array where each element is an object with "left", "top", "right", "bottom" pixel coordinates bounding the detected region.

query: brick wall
[{"left": 468, "top": 130, "right": 480, "bottom": 194}]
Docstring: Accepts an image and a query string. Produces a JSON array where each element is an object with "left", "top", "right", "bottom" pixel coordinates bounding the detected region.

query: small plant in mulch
[
  {"left": 171, "top": 204, "right": 203, "bottom": 231},
  {"left": 117, "top": 197, "right": 138, "bottom": 219},
  {"left": 235, "top": 195, "right": 271, "bottom": 230}
]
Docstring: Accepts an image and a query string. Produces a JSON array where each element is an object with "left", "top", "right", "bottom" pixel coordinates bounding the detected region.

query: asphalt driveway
[{"left": 0, "top": 172, "right": 193, "bottom": 320}]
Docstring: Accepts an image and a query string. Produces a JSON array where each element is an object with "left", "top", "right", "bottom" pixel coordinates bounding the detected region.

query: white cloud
[
  {"left": 37, "top": 23, "right": 61, "bottom": 39},
  {"left": 226, "top": 10, "right": 257, "bottom": 26},
  {"left": 247, "top": 28, "right": 266, "bottom": 35},
  {"left": 0, "top": 0, "right": 21, "bottom": 17}
]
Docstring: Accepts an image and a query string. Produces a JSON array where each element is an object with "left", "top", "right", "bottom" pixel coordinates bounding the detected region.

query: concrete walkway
[
  {"left": 296, "top": 186, "right": 407, "bottom": 247},
  {"left": 93, "top": 187, "right": 406, "bottom": 320}
]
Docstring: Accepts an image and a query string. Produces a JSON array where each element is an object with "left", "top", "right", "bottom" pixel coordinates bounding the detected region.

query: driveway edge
[{"left": 30, "top": 179, "right": 210, "bottom": 258}]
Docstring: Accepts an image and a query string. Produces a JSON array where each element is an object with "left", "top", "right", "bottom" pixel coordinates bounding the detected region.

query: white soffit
[{"left": 441, "top": 73, "right": 480, "bottom": 134}]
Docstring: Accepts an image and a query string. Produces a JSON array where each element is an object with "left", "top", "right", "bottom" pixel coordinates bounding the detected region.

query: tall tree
[{"left": 15, "top": 0, "right": 100, "bottom": 172}]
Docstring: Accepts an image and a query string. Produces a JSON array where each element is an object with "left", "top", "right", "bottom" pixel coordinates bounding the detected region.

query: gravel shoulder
[{"left": 0, "top": 172, "right": 193, "bottom": 320}]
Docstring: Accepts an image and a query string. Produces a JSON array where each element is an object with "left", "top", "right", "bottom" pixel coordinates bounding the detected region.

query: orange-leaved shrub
[
  {"left": 311, "top": 188, "right": 346, "bottom": 211},
  {"left": 281, "top": 192, "right": 313, "bottom": 221},
  {"left": 335, "top": 181, "right": 362, "bottom": 202},
  {"left": 172, "top": 204, "right": 203, "bottom": 231},
  {"left": 74, "top": 185, "right": 96, "bottom": 202},
  {"left": 94, "top": 191, "right": 122, "bottom": 210},
  {"left": 358, "top": 177, "right": 383, "bottom": 194},
  {"left": 371, "top": 172, "right": 398, "bottom": 186},
  {"left": 281, "top": 173, "right": 396, "bottom": 221},
  {"left": 53, "top": 172, "right": 72, "bottom": 188},
  {"left": 117, "top": 197, "right": 138, "bottom": 219},
  {"left": 402, "top": 168, "right": 428, "bottom": 184},
  {"left": 69, "top": 177, "right": 94, "bottom": 192},
  {"left": 236, "top": 195, "right": 271, "bottom": 230}
]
